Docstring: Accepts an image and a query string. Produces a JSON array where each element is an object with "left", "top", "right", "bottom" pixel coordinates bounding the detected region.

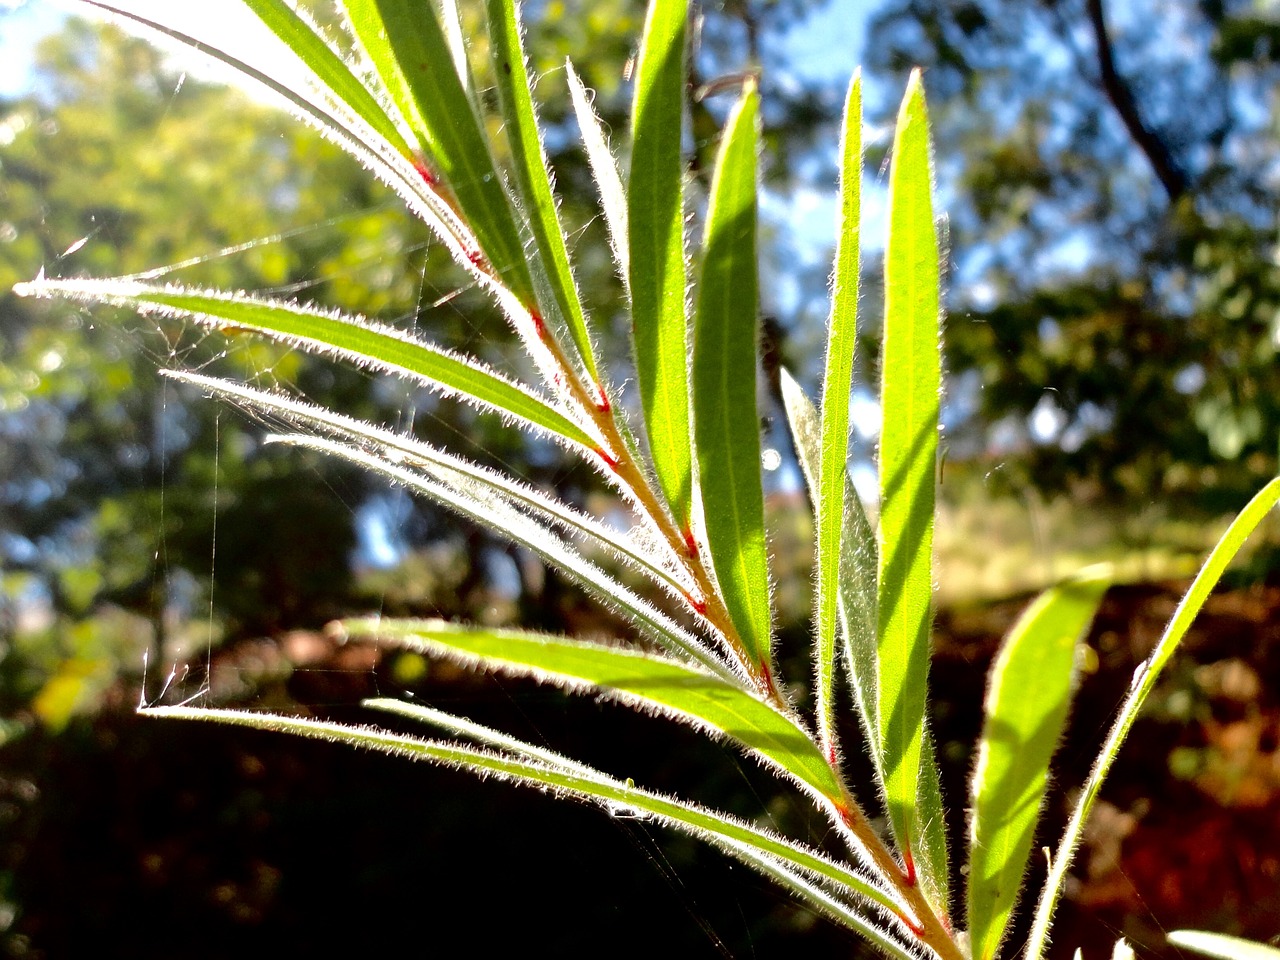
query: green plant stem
[
  {"left": 529, "top": 287, "right": 971, "bottom": 959},
  {"left": 834, "top": 784, "right": 963, "bottom": 959},
  {"left": 423, "top": 135, "right": 955, "bottom": 952},
  {"left": 532, "top": 311, "right": 770, "bottom": 692}
]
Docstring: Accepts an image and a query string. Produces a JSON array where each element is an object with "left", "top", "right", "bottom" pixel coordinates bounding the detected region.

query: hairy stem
[
  {"left": 836, "top": 785, "right": 962, "bottom": 959},
  {"left": 548, "top": 323, "right": 960, "bottom": 958},
  {"left": 532, "top": 312, "right": 773, "bottom": 695}
]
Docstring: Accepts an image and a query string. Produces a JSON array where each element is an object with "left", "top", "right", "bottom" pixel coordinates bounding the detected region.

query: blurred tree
[
  {"left": 865, "top": 0, "right": 1280, "bottom": 504},
  {"left": 0, "top": 18, "right": 456, "bottom": 728}
]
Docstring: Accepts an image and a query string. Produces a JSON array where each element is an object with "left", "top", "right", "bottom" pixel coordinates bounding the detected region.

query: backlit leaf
[
  {"left": 278, "top": 434, "right": 733, "bottom": 679},
  {"left": 692, "top": 85, "right": 772, "bottom": 672},
  {"left": 341, "top": 0, "right": 536, "bottom": 305},
  {"left": 144, "top": 703, "right": 907, "bottom": 926},
  {"left": 629, "top": 0, "right": 693, "bottom": 526},
  {"left": 814, "top": 71, "right": 862, "bottom": 761},
  {"left": 486, "top": 0, "right": 600, "bottom": 383},
  {"left": 241, "top": 0, "right": 414, "bottom": 158},
  {"left": 1027, "top": 477, "right": 1280, "bottom": 959},
  {"left": 876, "top": 70, "right": 940, "bottom": 880},
  {"left": 352, "top": 620, "right": 843, "bottom": 802},
  {"left": 967, "top": 569, "right": 1111, "bottom": 960},
  {"left": 567, "top": 60, "right": 629, "bottom": 298},
  {"left": 14, "top": 278, "right": 595, "bottom": 450}
]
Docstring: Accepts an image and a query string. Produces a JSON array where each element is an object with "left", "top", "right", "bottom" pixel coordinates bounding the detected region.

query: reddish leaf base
[
  {"left": 683, "top": 590, "right": 707, "bottom": 616},
  {"left": 901, "top": 832, "right": 917, "bottom": 887},
  {"left": 411, "top": 156, "right": 437, "bottom": 186},
  {"left": 681, "top": 525, "right": 699, "bottom": 558},
  {"left": 529, "top": 309, "right": 547, "bottom": 339},
  {"left": 758, "top": 660, "right": 779, "bottom": 700}
]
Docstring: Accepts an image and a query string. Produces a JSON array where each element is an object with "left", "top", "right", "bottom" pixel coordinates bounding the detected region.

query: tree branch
[{"left": 1085, "top": 0, "right": 1189, "bottom": 201}]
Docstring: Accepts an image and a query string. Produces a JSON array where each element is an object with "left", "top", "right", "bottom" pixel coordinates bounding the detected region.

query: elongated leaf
[
  {"left": 567, "top": 61, "right": 630, "bottom": 297},
  {"left": 629, "top": 0, "right": 693, "bottom": 526},
  {"left": 363, "top": 697, "right": 914, "bottom": 949},
  {"left": 780, "top": 369, "right": 879, "bottom": 751},
  {"left": 167, "top": 369, "right": 693, "bottom": 599},
  {"left": 1166, "top": 932, "right": 1280, "bottom": 960},
  {"left": 437, "top": 0, "right": 474, "bottom": 97},
  {"left": 722, "top": 842, "right": 918, "bottom": 960},
  {"left": 241, "top": 0, "right": 413, "bottom": 158},
  {"left": 351, "top": 620, "right": 842, "bottom": 802},
  {"left": 814, "top": 71, "right": 863, "bottom": 761},
  {"left": 877, "top": 70, "right": 940, "bottom": 876},
  {"left": 143, "top": 703, "right": 907, "bottom": 924},
  {"left": 693, "top": 87, "right": 772, "bottom": 670},
  {"left": 1027, "top": 476, "right": 1280, "bottom": 959},
  {"left": 364, "top": 699, "right": 604, "bottom": 775},
  {"left": 14, "top": 278, "right": 595, "bottom": 449},
  {"left": 967, "top": 569, "right": 1111, "bottom": 960},
  {"left": 784, "top": 369, "right": 952, "bottom": 919},
  {"left": 914, "top": 732, "right": 951, "bottom": 921},
  {"left": 341, "top": 0, "right": 536, "bottom": 305},
  {"left": 486, "top": 0, "right": 599, "bottom": 386},
  {"left": 276, "top": 434, "right": 736, "bottom": 680}
]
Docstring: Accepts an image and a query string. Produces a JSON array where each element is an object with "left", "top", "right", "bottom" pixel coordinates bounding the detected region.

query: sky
[
  {"left": 1, "top": 0, "right": 871, "bottom": 97},
  {"left": 0, "top": 0, "right": 321, "bottom": 98}
]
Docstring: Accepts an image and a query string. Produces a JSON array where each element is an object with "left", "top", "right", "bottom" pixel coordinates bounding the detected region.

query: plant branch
[
  {"left": 833, "top": 785, "right": 963, "bottom": 960},
  {"left": 531, "top": 318, "right": 777, "bottom": 696},
  {"left": 1084, "top": 0, "right": 1188, "bottom": 201}
]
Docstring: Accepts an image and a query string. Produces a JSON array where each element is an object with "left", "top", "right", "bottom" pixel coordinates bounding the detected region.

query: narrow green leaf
[
  {"left": 692, "top": 86, "right": 772, "bottom": 671},
  {"left": 167, "top": 370, "right": 693, "bottom": 600},
  {"left": 143, "top": 703, "right": 907, "bottom": 925},
  {"left": 363, "top": 697, "right": 913, "bottom": 948},
  {"left": 814, "top": 71, "right": 863, "bottom": 761},
  {"left": 629, "top": 0, "right": 693, "bottom": 526},
  {"left": 722, "top": 842, "right": 918, "bottom": 960},
  {"left": 780, "top": 369, "right": 879, "bottom": 753},
  {"left": 486, "top": 0, "right": 600, "bottom": 383},
  {"left": 567, "top": 60, "right": 630, "bottom": 298},
  {"left": 14, "top": 278, "right": 595, "bottom": 450},
  {"left": 437, "top": 0, "right": 474, "bottom": 97},
  {"left": 1027, "top": 476, "right": 1280, "bottom": 959},
  {"left": 914, "top": 731, "right": 951, "bottom": 921},
  {"left": 341, "top": 0, "right": 536, "bottom": 305},
  {"left": 240, "top": 0, "right": 413, "bottom": 159},
  {"left": 277, "top": 433, "right": 735, "bottom": 680},
  {"left": 785, "top": 368, "right": 952, "bottom": 918},
  {"left": 351, "top": 620, "right": 842, "bottom": 801},
  {"left": 967, "top": 569, "right": 1111, "bottom": 960},
  {"left": 1167, "top": 932, "right": 1280, "bottom": 960},
  {"left": 877, "top": 69, "right": 940, "bottom": 874},
  {"left": 364, "top": 699, "right": 604, "bottom": 775}
]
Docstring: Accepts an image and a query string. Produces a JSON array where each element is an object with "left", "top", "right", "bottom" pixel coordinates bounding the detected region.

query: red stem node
[
  {"left": 895, "top": 910, "right": 926, "bottom": 940},
  {"left": 758, "top": 659, "right": 778, "bottom": 699},
  {"left": 411, "top": 156, "right": 437, "bottom": 186},
  {"left": 681, "top": 525, "right": 699, "bottom": 558},
  {"left": 901, "top": 829, "right": 917, "bottom": 888},
  {"left": 529, "top": 309, "right": 547, "bottom": 339}
]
